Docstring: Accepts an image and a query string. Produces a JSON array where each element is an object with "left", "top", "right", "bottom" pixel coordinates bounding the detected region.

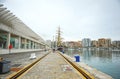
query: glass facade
[
  {"left": 0, "top": 30, "right": 45, "bottom": 50},
  {"left": 0, "top": 34, "right": 7, "bottom": 49},
  {"left": 0, "top": 30, "right": 7, "bottom": 49},
  {"left": 10, "top": 37, "right": 19, "bottom": 49},
  {"left": 21, "top": 38, "right": 25, "bottom": 49}
]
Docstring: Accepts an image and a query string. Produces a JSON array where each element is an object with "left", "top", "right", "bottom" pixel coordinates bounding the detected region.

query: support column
[
  {"left": 18, "top": 36, "right": 21, "bottom": 49},
  {"left": 29, "top": 40, "right": 31, "bottom": 49},
  {"left": 33, "top": 42, "right": 35, "bottom": 49},
  {"left": 24, "top": 39, "right": 27, "bottom": 49},
  {"left": 7, "top": 33, "right": 11, "bottom": 49}
]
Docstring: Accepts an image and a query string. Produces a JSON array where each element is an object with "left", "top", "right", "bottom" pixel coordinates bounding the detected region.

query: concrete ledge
[{"left": 63, "top": 54, "right": 113, "bottom": 79}]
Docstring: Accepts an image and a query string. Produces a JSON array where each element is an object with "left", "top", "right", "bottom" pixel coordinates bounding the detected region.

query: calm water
[{"left": 65, "top": 48, "right": 120, "bottom": 79}]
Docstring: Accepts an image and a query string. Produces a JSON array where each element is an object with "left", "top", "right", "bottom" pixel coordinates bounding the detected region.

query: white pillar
[
  {"left": 29, "top": 40, "right": 31, "bottom": 49},
  {"left": 32, "top": 42, "right": 34, "bottom": 49},
  {"left": 24, "top": 39, "right": 27, "bottom": 49},
  {"left": 18, "top": 36, "right": 21, "bottom": 49}
]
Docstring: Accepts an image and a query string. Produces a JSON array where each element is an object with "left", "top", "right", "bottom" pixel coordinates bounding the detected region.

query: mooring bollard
[
  {"left": 29, "top": 53, "right": 36, "bottom": 59},
  {"left": 74, "top": 55, "right": 80, "bottom": 62}
]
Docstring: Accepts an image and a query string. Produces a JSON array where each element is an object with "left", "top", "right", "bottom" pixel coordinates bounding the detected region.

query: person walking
[{"left": 8, "top": 44, "right": 13, "bottom": 54}]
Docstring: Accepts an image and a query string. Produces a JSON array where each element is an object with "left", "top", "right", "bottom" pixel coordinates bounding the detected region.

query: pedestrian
[
  {"left": 9, "top": 44, "right": 13, "bottom": 54},
  {"left": 53, "top": 48, "right": 55, "bottom": 53}
]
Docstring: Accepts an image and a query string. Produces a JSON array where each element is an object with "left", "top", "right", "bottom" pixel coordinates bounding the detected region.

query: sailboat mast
[{"left": 56, "top": 26, "right": 62, "bottom": 47}]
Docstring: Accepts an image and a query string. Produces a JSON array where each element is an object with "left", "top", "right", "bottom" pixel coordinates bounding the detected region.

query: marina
[
  {"left": 65, "top": 48, "right": 120, "bottom": 79},
  {"left": 0, "top": 1, "right": 120, "bottom": 79}
]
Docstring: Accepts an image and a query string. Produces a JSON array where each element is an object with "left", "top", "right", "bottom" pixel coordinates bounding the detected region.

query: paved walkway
[
  {"left": 0, "top": 51, "right": 48, "bottom": 79},
  {"left": 20, "top": 52, "right": 82, "bottom": 79}
]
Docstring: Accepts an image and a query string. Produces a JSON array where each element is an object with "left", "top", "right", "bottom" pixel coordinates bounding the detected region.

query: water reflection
[
  {"left": 82, "top": 48, "right": 92, "bottom": 61},
  {"left": 65, "top": 48, "right": 120, "bottom": 79}
]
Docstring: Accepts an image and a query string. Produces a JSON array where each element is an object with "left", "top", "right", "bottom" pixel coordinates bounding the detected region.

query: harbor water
[{"left": 65, "top": 48, "right": 120, "bottom": 79}]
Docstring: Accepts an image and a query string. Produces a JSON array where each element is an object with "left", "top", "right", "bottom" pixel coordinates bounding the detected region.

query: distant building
[
  {"left": 98, "top": 38, "right": 106, "bottom": 47},
  {"left": 105, "top": 39, "right": 111, "bottom": 47},
  {"left": 67, "top": 41, "right": 74, "bottom": 48},
  {"left": 74, "top": 41, "right": 81, "bottom": 48},
  {"left": 46, "top": 40, "right": 52, "bottom": 48},
  {"left": 91, "top": 40, "right": 98, "bottom": 47},
  {"left": 82, "top": 38, "right": 91, "bottom": 47},
  {"left": 98, "top": 38, "right": 111, "bottom": 48},
  {"left": 51, "top": 41, "right": 57, "bottom": 49},
  {"left": 64, "top": 41, "right": 81, "bottom": 48},
  {"left": 112, "top": 41, "right": 120, "bottom": 48},
  {"left": 78, "top": 41, "right": 82, "bottom": 48}
]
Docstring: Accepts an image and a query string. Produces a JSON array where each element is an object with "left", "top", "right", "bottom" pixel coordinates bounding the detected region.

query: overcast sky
[{"left": 1, "top": 0, "right": 120, "bottom": 41}]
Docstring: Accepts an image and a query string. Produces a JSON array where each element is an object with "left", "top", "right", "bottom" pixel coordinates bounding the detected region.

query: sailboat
[{"left": 56, "top": 26, "right": 64, "bottom": 53}]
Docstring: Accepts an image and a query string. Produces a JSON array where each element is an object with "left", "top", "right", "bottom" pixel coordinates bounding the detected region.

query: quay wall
[{"left": 63, "top": 54, "right": 113, "bottom": 79}]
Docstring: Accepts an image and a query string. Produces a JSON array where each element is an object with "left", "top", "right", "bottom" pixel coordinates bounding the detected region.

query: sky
[{"left": 1, "top": 0, "right": 120, "bottom": 41}]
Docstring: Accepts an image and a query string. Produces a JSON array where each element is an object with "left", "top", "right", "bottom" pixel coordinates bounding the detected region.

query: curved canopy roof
[{"left": 0, "top": 4, "right": 46, "bottom": 45}]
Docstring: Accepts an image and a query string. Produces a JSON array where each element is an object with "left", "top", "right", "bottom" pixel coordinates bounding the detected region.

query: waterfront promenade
[
  {"left": 0, "top": 50, "right": 113, "bottom": 79},
  {"left": 0, "top": 51, "right": 48, "bottom": 79},
  {"left": 18, "top": 52, "right": 83, "bottom": 79}
]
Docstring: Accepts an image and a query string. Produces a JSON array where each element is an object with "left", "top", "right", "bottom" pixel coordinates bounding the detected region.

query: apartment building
[
  {"left": 98, "top": 38, "right": 111, "bottom": 48},
  {"left": 91, "top": 40, "right": 98, "bottom": 47},
  {"left": 82, "top": 38, "right": 91, "bottom": 47},
  {"left": 112, "top": 41, "right": 120, "bottom": 48}
]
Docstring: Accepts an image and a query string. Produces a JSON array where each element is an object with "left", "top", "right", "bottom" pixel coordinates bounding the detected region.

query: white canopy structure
[
  {"left": 0, "top": 4, "right": 48, "bottom": 54},
  {"left": 0, "top": 4, "right": 45, "bottom": 45}
]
